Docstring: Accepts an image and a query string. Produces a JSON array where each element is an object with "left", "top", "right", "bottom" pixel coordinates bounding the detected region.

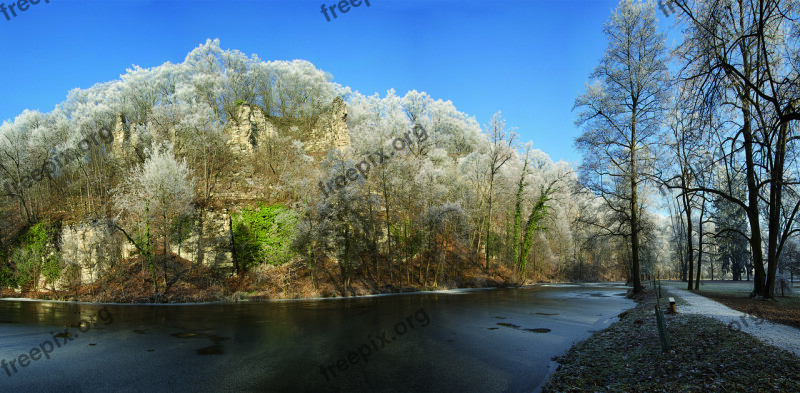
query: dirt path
[{"left": 665, "top": 286, "right": 800, "bottom": 357}]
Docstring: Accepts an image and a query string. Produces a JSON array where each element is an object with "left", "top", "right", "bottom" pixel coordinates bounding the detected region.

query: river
[{"left": 0, "top": 283, "right": 632, "bottom": 392}]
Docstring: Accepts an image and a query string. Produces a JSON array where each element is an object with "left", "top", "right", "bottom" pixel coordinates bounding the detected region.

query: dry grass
[
  {"left": 543, "top": 288, "right": 800, "bottom": 392},
  {"left": 663, "top": 280, "right": 800, "bottom": 330}
]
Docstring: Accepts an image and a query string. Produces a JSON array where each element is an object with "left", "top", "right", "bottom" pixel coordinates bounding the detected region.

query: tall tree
[
  {"left": 674, "top": 0, "right": 800, "bottom": 297},
  {"left": 482, "top": 112, "right": 516, "bottom": 272},
  {"left": 574, "top": 0, "right": 670, "bottom": 294},
  {"left": 114, "top": 143, "right": 195, "bottom": 294}
]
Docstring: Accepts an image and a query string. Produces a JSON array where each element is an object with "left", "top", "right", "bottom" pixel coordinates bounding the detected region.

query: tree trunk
[
  {"left": 683, "top": 180, "right": 694, "bottom": 291},
  {"left": 695, "top": 200, "right": 705, "bottom": 290},
  {"left": 485, "top": 179, "right": 494, "bottom": 272},
  {"left": 630, "top": 130, "right": 642, "bottom": 294},
  {"left": 382, "top": 177, "right": 392, "bottom": 284},
  {"left": 765, "top": 121, "right": 789, "bottom": 298},
  {"left": 743, "top": 113, "right": 767, "bottom": 297}
]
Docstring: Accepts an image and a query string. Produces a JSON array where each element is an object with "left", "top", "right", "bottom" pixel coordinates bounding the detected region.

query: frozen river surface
[{"left": 0, "top": 283, "right": 633, "bottom": 392}]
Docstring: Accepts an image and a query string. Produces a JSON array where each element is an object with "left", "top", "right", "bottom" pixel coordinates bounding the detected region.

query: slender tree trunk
[
  {"left": 513, "top": 160, "right": 527, "bottom": 275},
  {"left": 766, "top": 121, "right": 789, "bottom": 298},
  {"left": 630, "top": 126, "right": 643, "bottom": 294},
  {"left": 695, "top": 200, "right": 705, "bottom": 289},
  {"left": 680, "top": 162, "right": 695, "bottom": 290},
  {"left": 382, "top": 176, "right": 392, "bottom": 284},
  {"left": 485, "top": 179, "right": 494, "bottom": 272},
  {"left": 743, "top": 113, "right": 767, "bottom": 297}
]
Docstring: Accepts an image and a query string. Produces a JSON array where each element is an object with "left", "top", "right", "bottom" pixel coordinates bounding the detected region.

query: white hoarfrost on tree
[
  {"left": 574, "top": 0, "right": 669, "bottom": 294},
  {"left": 113, "top": 142, "right": 195, "bottom": 294}
]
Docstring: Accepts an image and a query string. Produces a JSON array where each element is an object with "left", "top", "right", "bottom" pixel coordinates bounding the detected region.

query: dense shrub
[
  {"left": 7, "top": 222, "right": 62, "bottom": 291},
  {"left": 233, "top": 204, "right": 298, "bottom": 269},
  {"left": 0, "top": 264, "right": 16, "bottom": 289}
]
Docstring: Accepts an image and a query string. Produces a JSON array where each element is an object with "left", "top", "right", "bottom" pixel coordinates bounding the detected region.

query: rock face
[
  {"left": 225, "top": 103, "right": 278, "bottom": 154},
  {"left": 111, "top": 112, "right": 144, "bottom": 164},
  {"left": 74, "top": 97, "right": 350, "bottom": 279},
  {"left": 111, "top": 112, "right": 130, "bottom": 160},
  {"left": 168, "top": 209, "right": 235, "bottom": 276},
  {"left": 306, "top": 96, "right": 350, "bottom": 152},
  {"left": 111, "top": 97, "right": 349, "bottom": 159},
  {"left": 224, "top": 97, "right": 349, "bottom": 153},
  {"left": 57, "top": 211, "right": 235, "bottom": 286},
  {"left": 58, "top": 220, "right": 124, "bottom": 288}
]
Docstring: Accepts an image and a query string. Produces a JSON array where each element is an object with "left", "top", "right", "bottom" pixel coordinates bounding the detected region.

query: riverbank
[
  {"left": 0, "top": 256, "right": 523, "bottom": 304},
  {"left": 542, "top": 286, "right": 800, "bottom": 392}
]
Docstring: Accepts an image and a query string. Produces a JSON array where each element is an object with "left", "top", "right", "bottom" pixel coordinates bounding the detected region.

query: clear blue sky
[{"left": 0, "top": 0, "right": 677, "bottom": 164}]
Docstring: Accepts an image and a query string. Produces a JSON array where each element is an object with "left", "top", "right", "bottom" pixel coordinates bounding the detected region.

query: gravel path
[{"left": 665, "top": 286, "right": 800, "bottom": 357}]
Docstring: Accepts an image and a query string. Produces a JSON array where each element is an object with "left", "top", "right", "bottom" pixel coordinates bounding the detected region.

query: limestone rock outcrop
[
  {"left": 168, "top": 209, "right": 235, "bottom": 275},
  {"left": 306, "top": 96, "right": 350, "bottom": 152},
  {"left": 86, "top": 97, "right": 351, "bottom": 276},
  {"left": 225, "top": 103, "right": 278, "bottom": 154},
  {"left": 57, "top": 211, "right": 235, "bottom": 286}
]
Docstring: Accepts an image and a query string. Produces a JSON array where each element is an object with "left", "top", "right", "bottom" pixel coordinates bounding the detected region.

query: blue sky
[{"left": 0, "top": 0, "right": 677, "bottom": 164}]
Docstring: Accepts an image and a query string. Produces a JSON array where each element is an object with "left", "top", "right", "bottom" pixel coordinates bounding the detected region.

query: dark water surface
[{"left": 0, "top": 283, "right": 632, "bottom": 392}]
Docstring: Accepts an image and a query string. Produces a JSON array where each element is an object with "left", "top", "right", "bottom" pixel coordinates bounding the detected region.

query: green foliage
[
  {"left": 233, "top": 204, "right": 298, "bottom": 269},
  {"left": 391, "top": 221, "right": 423, "bottom": 258},
  {"left": 12, "top": 248, "right": 37, "bottom": 289},
  {"left": 518, "top": 184, "right": 554, "bottom": 273},
  {"left": 0, "top": 264, "right": 16, "bottom": 288},
  {"left": 41, "top": 253, "right": 64, "bottom": 289},
  {"left": 512, "top": 158, "right": 529, "bottom": 267},
  {"left": 24, "top": 222, "right": 51, "bottom": 256},
  {"left": 235, "top": 100, "right": 245, "bottom": 106},
  {"left": 487, "top": 232, "right": 502, "bottom": 258},
  {"left": 8, "top": 222, "right": 59, "bottom": 290}
]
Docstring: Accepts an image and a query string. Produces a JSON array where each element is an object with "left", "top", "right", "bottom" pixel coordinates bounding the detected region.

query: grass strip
[{"left": 542, "top": 289, "right": 800, "bottom": 392}]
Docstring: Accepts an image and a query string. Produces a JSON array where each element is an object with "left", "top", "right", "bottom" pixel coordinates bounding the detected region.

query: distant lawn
[{"left": 662, "top": 280, "right": 800, "bottom": 330}]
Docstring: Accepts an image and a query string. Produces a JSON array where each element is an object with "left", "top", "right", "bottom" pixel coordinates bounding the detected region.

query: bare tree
[
  {"left": 114, "top": 143, "right": 195, "bottom": 295},
  {"left": 574, "top": 0, "right": 670, "bottom": 294},
  {"left": 673, "top": 0, "right": 800, "bottom": 297},
  {"left": 482, "top": 111, "right": 516, "bottom": 272}
]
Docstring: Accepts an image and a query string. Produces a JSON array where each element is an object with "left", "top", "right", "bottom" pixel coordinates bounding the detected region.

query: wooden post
[{"left": 669, "top": 297, "right": 676, "bottom": 313}]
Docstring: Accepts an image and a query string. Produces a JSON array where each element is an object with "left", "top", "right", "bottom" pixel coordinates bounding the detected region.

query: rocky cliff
[{"left": 57, "top": 97, "right": 349, "bottom": 284}]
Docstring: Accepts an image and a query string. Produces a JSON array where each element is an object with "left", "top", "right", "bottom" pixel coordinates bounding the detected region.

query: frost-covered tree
[
  {"left": 481, "top": 112, "right": 517, "bottom": 271},
  {"left": 420, "top": 203, "right": 469, "bottom": 287},
  {"left": 673, "top": 0, "right": 800, "bottom": 298},
  {"left": 574, "top": 0, "right": 669, "bottom": 294},
  {"left": 113, "top": 143, "right": 195, "bottom": 294},
  {"left": 0, "top": 111, "right": 47, "bottom": 222}
]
